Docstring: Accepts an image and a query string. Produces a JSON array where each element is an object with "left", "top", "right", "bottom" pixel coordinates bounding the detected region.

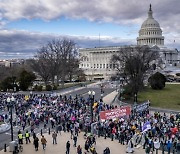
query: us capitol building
[{"left": 79, "top": 5, "right": 180, "bottom": 80}]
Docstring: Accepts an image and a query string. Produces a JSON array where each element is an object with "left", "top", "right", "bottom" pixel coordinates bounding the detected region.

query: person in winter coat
[
  {"left": 176, "top": 140, "right": 180, "bottom": 154},
  {"left": 41, "top": 135, "right": 47, "bottom": 150},
  {"left": 66, "top": 141, "right": 71, "bottom": 154},
  {"left": 103, "top": 147, "right": 110, "bottom": 154},
  {"left": 77, "top": 145, "right": 82, "bottom": 154},
  {"left": 166, "top": 140, "right": 172, "bottom": 154},
  {"left": 85, "top": 140, "right": 90, "bottom": 152},
  {"left": 73, "top": 135, "right": 78, "bottom": 147},
  {"left": 126, "top": 138, "right": 134, "bottom": 153},
  {"left": 33, "top": 136, "right": 39, "bottom": 151},
  {"left": 145, "top": 145, "right": 151, "bottom": 154},
  {"left": 52, "top": 132, "right": 57, "bottom": 144}
]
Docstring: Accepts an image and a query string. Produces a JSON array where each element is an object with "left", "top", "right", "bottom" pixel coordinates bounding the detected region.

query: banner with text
[
  {"left": 133, "top": 102, "right": 150, "bottom": 112},
  {"left": 100, "top": 106, "right": 131, "bottom": 120}
]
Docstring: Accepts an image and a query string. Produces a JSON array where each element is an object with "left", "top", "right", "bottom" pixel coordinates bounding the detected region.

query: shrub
[
  {"left": 37, "top": 85, "right": 43, "bottom": 91},
  {"left": 176, "top": 73, "right": 180, "bottom": 76},
  {"left": 33, "top": 85, "right": 38, "bottom": 91},
  {"left": 0, "top": 76, "right": 16, "bottom": 91},
  {"left": 18, "top": 70, "right": 36, "bottom": 91},
  {"left": 149, "top": 72, "right": 166, "bottom": 90},
  {"left": 46, "top": 85, "right": 52, "bottom": 91},
  {"left": 53, "top": 85, "right": 57, "bottom": 90},
  {"left": 121, "top": 84, "right": 132, "bottom": 100}
]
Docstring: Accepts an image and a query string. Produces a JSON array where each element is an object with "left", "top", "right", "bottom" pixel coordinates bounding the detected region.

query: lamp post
[
  {"left": 7, "top": 96, "right": 15, "bottom": 141},
  {"left": 100, "top": 84, "right": 103, "bottom": 100},
  {"left": 134, "top": 93, "right": 137, "bottom": 106},
  {"left": 119, "top": 84, "right": 124, "bottom": 106},
  {"left": 119, "top": 77, "right": 124, "bottom": 106},
  {"left": 88, "top": 90, "right": 95, "bottom": 123}
]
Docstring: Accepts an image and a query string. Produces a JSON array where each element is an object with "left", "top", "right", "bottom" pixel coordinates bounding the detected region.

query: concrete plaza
[{"left": 0, "top": 131, "right": 145, "bottom": 154}]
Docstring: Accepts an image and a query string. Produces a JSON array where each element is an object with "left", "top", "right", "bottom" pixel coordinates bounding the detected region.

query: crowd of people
[{"left": 0, "top": 92, "right": 180, "bottom": 154}]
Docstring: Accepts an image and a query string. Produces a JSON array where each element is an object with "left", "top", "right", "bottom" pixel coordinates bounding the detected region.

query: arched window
[
  {"left": 110, "top": 64, "right": 112, "bottom": 69},
  {"left": 106, "top": 64, "right": 109, "bottom": 69}
]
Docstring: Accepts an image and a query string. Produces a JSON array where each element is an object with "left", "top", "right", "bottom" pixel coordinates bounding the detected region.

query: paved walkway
[
  {"left": 0, "top": 132, "right": 145, "bottom": 154},
  {"left": 103, "top": 90, "right": 118, "bottom": 105},
  {"left": 56, "top": 81, "right": 103, "bottom": 96}
]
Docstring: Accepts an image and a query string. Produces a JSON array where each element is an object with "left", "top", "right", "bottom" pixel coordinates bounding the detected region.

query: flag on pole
[{"left": 142, "top": 121, "right": 151, "bottom": 132}]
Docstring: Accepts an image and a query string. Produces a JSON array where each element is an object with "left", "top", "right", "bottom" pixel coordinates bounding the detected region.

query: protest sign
[
  {"left": 100, "top": 106, "right": 131, "bottom": 120},
  {"left": 133, "top": 102, "right": 150, "bottom": 112}
]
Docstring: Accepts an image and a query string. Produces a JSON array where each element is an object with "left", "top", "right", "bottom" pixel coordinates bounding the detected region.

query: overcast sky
[{"left": 0, "top": 0, "right": 180, "bottom": 59}]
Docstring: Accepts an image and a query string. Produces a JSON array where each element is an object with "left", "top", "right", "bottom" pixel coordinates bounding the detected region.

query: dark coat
[{"left": 33, "top": 137, "right": 39, "bottom": 148}]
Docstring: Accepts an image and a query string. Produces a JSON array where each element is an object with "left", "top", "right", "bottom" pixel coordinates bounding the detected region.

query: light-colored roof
[
  {"left": 141, "top": 4, "right": 160, "bottom": 28},
  {"left": 141, "top": 18, "right": 160, "bottom": 28}
]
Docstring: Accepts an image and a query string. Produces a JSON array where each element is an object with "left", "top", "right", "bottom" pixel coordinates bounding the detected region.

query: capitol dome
[
  {"left": 141, "top": 18, "right": 160, "bottom": 28},
  {"left": 137, "top": 4, "right": 164, "bottom": 46}
]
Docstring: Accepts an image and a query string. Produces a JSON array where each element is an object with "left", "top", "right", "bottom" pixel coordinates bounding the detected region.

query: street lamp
[
  {"left": 88, "top": 90, "right": 95, "bottom": 123},
  {"left": 100, "top": 84, "right": 103, "bottom": 100},
  {"left": 119, "top": 84, "right": 124, "bottom": 106},
  {"left": 134, "top": 93, "right": 137, "bottom": 106},
  {"left": 7, "top": 96, "right": 15, "bottom": 141}
]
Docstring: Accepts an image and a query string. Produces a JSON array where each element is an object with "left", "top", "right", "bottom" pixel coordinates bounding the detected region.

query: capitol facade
[{"left": 79, "top": 5, "right": 180, "bottom": 80}]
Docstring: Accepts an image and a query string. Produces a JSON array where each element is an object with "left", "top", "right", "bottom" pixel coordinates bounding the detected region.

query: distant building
[
  {"left": 0, "top": 59, "right": 24, "bottom": 68},
  {"left": 0, "top": 60, "right": 6, "bottom": 67},
  {"left": 79, "top": 46, "right": 126, "bottom": 80},
  {"left": 137, "top": 4, "right": 179, "bottom": 67},
  {"left": 79, "top": 5, "right": 180, "bottom": 80},
  {"left": 137, "top": 4, "right": 164, "bottom": 46}
]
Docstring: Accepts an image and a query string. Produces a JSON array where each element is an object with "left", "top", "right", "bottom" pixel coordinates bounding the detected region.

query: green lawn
[{"left": 138, "top": 84, "right": 180, "bottom": 110}]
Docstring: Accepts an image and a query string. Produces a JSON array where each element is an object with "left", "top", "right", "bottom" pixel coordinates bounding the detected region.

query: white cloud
[
  {"left": 0, "top": 0, "right": 180, "bottom": 59},
  {"left": 0, "top": 28, "right": 179, "bottom": 59},
  {"left": 0, "top": 29, "right": 135, "bottom": 59},
  {"left": 0, "top": 0, "right": 180, "bottom": 47},
  {"left": 0, "top": 0, "right": 179, "bottom": 29}
]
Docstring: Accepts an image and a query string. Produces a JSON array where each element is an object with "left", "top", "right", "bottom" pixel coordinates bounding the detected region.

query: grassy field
[{"left": 138, "top": 84, "right": 180, "bottom": 110}]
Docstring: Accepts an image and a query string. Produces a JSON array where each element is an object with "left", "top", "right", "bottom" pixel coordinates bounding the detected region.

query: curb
[{"left": 149, "top": 107, "right": 180, "bottom": 114}]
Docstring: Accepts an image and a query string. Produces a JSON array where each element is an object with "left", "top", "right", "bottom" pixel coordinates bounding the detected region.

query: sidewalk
[
  {"left": 103, "top": 90, "right": 118, "bottom": 105},
  {"left": 56, "top": 81, "right": 103, "bottom": 95},
  {"left": 0, "top": 132, "right": 145, "bottom": 154}
]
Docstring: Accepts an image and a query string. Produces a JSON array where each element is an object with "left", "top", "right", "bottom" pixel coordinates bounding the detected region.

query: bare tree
[
  {"left": 47, "top": 39, "right": 78, "bottom": 86},
  {"left": 111, "top": 45, "right": 161, "bottom": 96},
  {"left": 0, "top": 65, "right": 24, "bottom": 82},
  {"left": 29, "top": 46, "right": 52, "bottom": 86},
  {"left": 30, "top": 38, "right": 79, "bottom": 87},
  {"left": 0, "top": 67, "right": 8, "bottom": 82}
]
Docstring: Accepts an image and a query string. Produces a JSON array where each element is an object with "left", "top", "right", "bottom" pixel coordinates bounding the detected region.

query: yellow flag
[
  {"left": 93, "top": 102, "right": 98, "bottom": 108},
  {"left": 25, "top": 95, "right": 29, "bottom": 101}
]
